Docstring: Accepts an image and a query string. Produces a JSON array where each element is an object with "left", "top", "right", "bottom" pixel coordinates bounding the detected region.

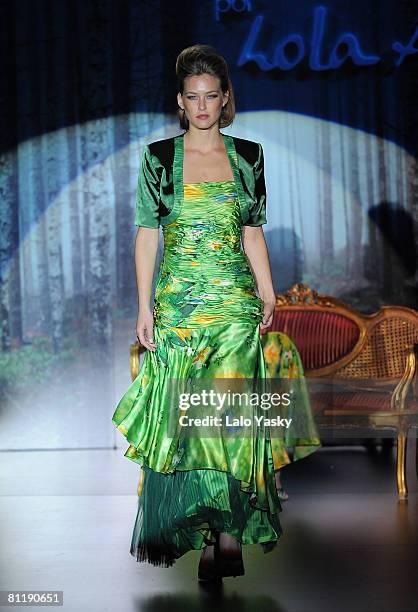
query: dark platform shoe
[
  {"left": 198, "top": 536, "right": 222, "bottom": 582},
  {"left": 214, "top": 533, "right": 245, "bottom": 578}
]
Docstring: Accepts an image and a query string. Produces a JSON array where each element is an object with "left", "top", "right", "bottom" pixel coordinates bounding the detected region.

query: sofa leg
[
  {"left": 396, "top": 431, "right": 408, "bottom": 500},
  {"left": 416, "top": 436, "right": 418, "bottom": 479}
]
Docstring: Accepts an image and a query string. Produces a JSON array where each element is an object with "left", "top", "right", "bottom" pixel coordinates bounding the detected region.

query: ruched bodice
[{"left": 153, "top": 180, "right": 264, "bottom": 330}]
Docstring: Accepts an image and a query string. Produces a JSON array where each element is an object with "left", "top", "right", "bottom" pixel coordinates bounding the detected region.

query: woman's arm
[
  {"left": 135, "top": 226, "right": 159, "bottom": 351},
  {"left": 242, "top": 225, "right": 276, "bottom": 332}
]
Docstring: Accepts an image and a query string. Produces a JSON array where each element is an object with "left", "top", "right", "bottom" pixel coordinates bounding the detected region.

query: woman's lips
[{"left": 196, "top": 114, "right": 209, "bottom": 119}]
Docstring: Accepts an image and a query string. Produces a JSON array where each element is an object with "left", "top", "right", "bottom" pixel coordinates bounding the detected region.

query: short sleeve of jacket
[
  {"left": 245, "top": 142, "right": 267, "bottom": 226},
  {"left": 134, "top": 145, "right": 160, "bottom": 228}
]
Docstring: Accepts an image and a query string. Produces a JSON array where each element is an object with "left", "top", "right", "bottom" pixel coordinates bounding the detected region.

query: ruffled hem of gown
[{"left": 129, "top": 464, "right": 283, "bottom": 567}]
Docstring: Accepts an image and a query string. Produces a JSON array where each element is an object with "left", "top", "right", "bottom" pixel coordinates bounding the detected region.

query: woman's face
[{"left": 177, "top": 73, "right": 229, "bottom": 130}]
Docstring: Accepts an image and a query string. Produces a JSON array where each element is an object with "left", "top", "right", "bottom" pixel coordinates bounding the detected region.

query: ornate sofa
[{"left": 260, "top": 282, "right": 418, "bottom": 500}]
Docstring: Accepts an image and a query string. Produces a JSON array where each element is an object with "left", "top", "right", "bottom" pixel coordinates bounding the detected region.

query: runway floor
[{"left": 1, "top": 439, "right": 417, "bottom": 612}]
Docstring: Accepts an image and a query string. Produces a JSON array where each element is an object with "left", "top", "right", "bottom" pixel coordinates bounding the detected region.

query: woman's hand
[
  {"left": 134, "top": 227, "right": 159, "bottom": 352},
  {"left": 259, "top": 294, "right": 276, "bottom": 333},
  {"left": 242, "top": 226, "right": 276, "bottom": 334},
  {"left": 136, "top": 309, "right": 156, "bottom": 352}
]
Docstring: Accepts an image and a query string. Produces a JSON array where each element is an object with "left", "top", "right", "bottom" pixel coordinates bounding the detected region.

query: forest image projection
[{"left": 0, "top": 0, "right": 416, "bottom": 451}]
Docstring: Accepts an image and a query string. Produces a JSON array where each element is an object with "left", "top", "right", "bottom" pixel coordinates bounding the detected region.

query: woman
[{"left": 112, "top": 44, "right": 319, "bottom": 581}]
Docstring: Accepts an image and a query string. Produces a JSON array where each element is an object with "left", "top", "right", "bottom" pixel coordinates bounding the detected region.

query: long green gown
[{"left": 112, "top": 179, "right": 320, "bottom": 567}]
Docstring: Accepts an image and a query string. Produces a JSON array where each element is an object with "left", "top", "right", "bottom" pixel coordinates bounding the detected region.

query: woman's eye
[{"left": 186, "top": 94, "right": 218, "bottom": 100}]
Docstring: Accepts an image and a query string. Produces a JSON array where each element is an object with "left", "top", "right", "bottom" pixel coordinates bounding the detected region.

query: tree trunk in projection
[
  {"left": 377, "top": 138, "right": 392, "bottom": 301},
  {"left": 0, "top": 152, "right": 14, "bottom": 351},
  {"left": 363, "top": 14, "right": 381, "bottom": 301},
  {"left": 372, "top": 64, "right": 389, "bottom": 299},
  {"left": 364, "top": 102, "right": 376, "bottom": 284},
  {"left": 404, "top": 153, "right": 417, "bottom": 228},
  {"left": 114, "top": 117, "right": 134, "bottom": 311},
  {"left": 402, "top": 1, "right": 418, "bottom": 290},
  {"left": 348, "top": 82, "right": 362, "bottom": 287},
  {"left": 337, "top": 80, "right": 350, "bottom": 277},
  {"left": 392, "top": 143, "right": 406, "bottom": 301},
  {"left": 0, "top": 0, "right": 22, "bottom": 350},
  {"left": 44, "top": 128, "right": 64, "bottom": 354},
  {"left": 83, "top": 148, "right": 91, "bottom": 316},
  {"left": 320, "top": 85, "right": 333, "bottom": 276},
  {"left": 33, "top": 138, "right": 52, "bottom": 335},
  {"left": 315, "top": 122, "right": 323, "bottom": 276},
  {"left": 349, "top": 136, "right": 362, "bottom": 284},
  {"left": 285, "top": 113, "right": 297, "bottom": 285},
  {"left": 83, "top": 118, "right": 112, "bottom": 365},
  {"left": 291, "top": 116, "right": 306, "bottom": 282},
  {"left": 83, "top": 0, "right": 113, "bottom": 367},
  {"left": 69, "top": 125, "right": 83, "bottom": 297},
  {"left": 63, "top": 0, "right": 83, "bottom": 301},
  {"left": 31, "top": 0, "right": 54, "bottom": 336},
  {"left": 405, "top": 154, "right": 418, "bottom": 289},
  {"left": 111, "top": 0, "right": 136, "bottom": 311}
]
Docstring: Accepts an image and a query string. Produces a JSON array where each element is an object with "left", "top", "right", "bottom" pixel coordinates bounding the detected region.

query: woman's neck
[{"left": 184, "top": 125, "right": 224, "bottom": 152}]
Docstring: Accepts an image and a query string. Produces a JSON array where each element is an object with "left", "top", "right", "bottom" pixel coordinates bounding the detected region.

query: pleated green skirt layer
[
  {"left": 131, "top": 464, "right": 282, "bottom": 567},
  {"left": 112, "top": 181, "right": 321, "bottom": 566}
]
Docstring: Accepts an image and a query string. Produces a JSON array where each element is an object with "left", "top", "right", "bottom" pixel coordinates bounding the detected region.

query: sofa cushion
[{"left": 271, "top": 310, "right": 360, "bottom": 370}]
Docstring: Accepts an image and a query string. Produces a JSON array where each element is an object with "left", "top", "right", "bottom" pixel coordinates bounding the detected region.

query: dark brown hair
[{"left": 176, "top": 44, "right": 235, "bottom": 130}]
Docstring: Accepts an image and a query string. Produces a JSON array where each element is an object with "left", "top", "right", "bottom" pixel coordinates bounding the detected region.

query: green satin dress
[{"left": 112, "top": 179, "right": 318, "bottom": 567}]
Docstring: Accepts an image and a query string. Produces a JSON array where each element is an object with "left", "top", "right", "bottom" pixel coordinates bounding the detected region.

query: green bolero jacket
[{"left": 134, "top": 131, "right": 267, "bottom": 228}]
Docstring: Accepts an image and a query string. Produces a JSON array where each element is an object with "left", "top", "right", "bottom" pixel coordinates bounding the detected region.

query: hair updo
[{"left": 175, "top": 44, "right": 235, "bottom": 130}]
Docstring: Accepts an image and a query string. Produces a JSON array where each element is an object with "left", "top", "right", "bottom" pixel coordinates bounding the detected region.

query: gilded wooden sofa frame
[{"left": 271, "top": 283, "right": 418, "bottom": 500}]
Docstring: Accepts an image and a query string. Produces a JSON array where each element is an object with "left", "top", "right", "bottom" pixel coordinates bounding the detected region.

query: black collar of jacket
[{"left": 147, "top": 131, "right": 260, "bottom": 168}]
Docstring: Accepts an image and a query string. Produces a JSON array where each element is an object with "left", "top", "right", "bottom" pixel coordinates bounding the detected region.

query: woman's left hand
[{"left": 259, "top": 296, "right": 276, "bottom": 333}]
